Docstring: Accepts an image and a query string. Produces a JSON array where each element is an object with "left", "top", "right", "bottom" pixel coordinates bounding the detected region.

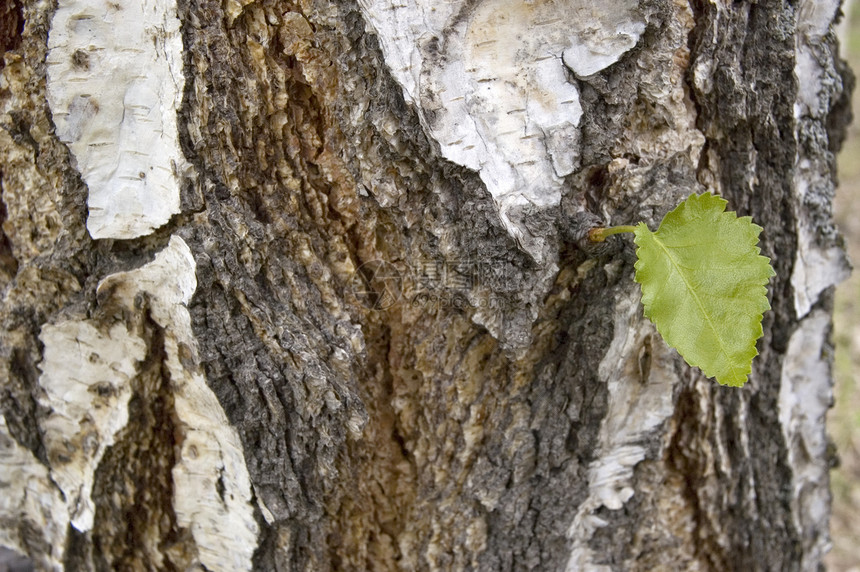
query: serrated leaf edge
[
  {"left": 632, "top": 193, "right": 774, "bottom": 387},
  {"left": 634, "top": 221, "right": 748, "bottom": 385}
]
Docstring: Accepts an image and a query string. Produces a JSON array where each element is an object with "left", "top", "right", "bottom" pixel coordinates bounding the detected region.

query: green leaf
[{"left": 633, "top": 193, "right": 775, "bottom": 387}]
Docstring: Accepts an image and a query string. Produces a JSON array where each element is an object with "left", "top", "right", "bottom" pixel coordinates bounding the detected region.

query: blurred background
[{"left": 829, "top": 2, "right": 860, "bottom": 570}]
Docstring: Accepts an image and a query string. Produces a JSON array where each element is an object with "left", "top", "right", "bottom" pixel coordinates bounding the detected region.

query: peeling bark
[
  {"left": 46, "top": 0, "right": 188, "bottom": 239},
  {"left": 0, "top": 0, "right": 851, "bottom": 570}
]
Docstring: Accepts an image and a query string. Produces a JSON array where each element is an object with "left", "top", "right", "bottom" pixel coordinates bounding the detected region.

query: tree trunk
[{"left": 0, "top": 0, "right": 852, "bottom": 570}]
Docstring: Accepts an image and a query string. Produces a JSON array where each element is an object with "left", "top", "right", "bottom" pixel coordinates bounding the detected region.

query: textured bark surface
[{"left": 0, "top": 0, "right": 852, "bottom": 570}]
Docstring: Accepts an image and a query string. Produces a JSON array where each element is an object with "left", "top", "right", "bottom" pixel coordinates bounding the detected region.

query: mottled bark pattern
[
  {"left": 86, "top": 314, "right": 195, "bottom": 571},
  {"left": 0, "top": 0, "right": 851, "bottom": 570},
  {"left": 674, "top": 1, "right": 849, "bottom": 569}
]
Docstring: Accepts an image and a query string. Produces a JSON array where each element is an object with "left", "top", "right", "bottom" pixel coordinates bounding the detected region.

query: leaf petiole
[{"left": 588, "top": 225, "right": 638, "bottom": 242}]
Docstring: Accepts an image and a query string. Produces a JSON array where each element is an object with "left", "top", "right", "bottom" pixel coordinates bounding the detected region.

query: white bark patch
[
  {"left": 0, "top": 415, "right": 69, "bottom": 572},
  {"left": 37, "top": 320, "right": 147, "bottom": 531},
  {"left": 778, "top": 310, "right": 833, "bottom": 570},
  {"left": 565, "top": 289, "right": 678, "bottom": 571},
  {"left": 783, "top": 17, "right": 843, "bottom": 565},
  {"left": 792, "top": 215, "right": 850, "bottom": 318},
  {"left": 358, "top": 0, "right": 643, "bottom": 258},
  {"left": 46, "top": 0, "right": 187, "bottom": 239},
  {"left": 96, "top": 236, "right": 259, "bottom": 571},
  {"left": 790, "top": 0, "right": 850, "bottom": 317},
  {"left": 797, "top": 0, "right": 841, "bottom": 39}
]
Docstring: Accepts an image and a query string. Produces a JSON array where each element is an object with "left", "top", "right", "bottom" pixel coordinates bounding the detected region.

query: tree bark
[{"left": 0, "top": 0, "right": 852, "bottom": 570}]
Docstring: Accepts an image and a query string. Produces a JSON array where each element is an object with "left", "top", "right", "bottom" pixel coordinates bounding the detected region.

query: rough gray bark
[{"left": 0, "top": 0, "right": 852, "bottom": 570}]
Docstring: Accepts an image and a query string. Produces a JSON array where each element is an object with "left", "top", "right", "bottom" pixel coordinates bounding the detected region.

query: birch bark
[{"left": 0, "top": 0, "right": 851, "bottom": 570}]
